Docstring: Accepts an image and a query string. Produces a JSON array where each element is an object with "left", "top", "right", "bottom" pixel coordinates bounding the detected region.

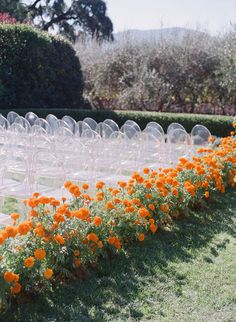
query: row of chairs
[{"left": 0, "top": 111, "right": 212, "bottom": 215}]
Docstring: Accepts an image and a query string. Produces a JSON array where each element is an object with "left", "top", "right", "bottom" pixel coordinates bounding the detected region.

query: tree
[{"left": 0, "top": 0, "right": 113, "bottom": 42}]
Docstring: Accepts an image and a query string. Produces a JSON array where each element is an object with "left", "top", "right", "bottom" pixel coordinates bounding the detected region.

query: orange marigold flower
[
  {"left": 138, "top": 233, "right": 145, "bottom": 241},
  {"left": 74, "top": 250, "right": 80, "bottom": 257},
  {"left": 34, "top": 248, "right": 46, "bottom": 260},
  {"left": 105, "top": 201, "right": 115, "bottom": 210},
  {"left": 55, "top": 234, "right": 65, "bottom": 245},
  {"left": 44, "top": 268, "right": 53, "bottom": 279},
  {"left": 87, "top": 233, "right": 99, "bottom": 243},
  {"left": 160, "top": 203, "right": 170, "bottom": 213},
  {"left": 148, "top": 204, "right": 155, "bottom": 211},
  {"left": 204, "top": 191, "right": 209, "bottom": 198},
  {"left": 10, "top": 213, "right": 20, "bottom": 221},
  {"left": 97, "top": 241, "right": 103, "bottom": 248},
  {"left": 150, "top": 223, "right": 158, "bottom": 233},
  {"left": 64, "top": 180, "right": 72, "bottom": 189},
  {"left": 93, "top": 216, "right": 102, "bottom": 227},
  {"left": 96, "top": 191, "right": 104, "bottom": 201},
  {"left": 143, "top": 168, "right": 150, "bottom": 174},
  {"left": 29, "top": 209, "right": 38, "bottom": 217},
  {"left": 27, "top": 197, "right": 39, "bottom": 208},
  {"left": 5, "top": 226, "right": 17, "bottom": 238},
  {"left": 96, "top": 181, "right": 105, "bottom": 189},
  {"left": 118, "top": 181, "right": 127, "bottom": 188},
  {"left": 17, "top": 221, "right": 31, "bottom": 235},
  {"left": 39, "top": 196, "right": 50, "bottom": 204},
  {"left": 11, "top": 282, "right": 21, "bottom": 294},
  {"left": 74, "top": 258, "right": 81, "bottom": 267},
  {"left": 50, "top": 199, "right": 60, "bottom": 207},
  {"left": 4, "top": 271, "right": 15, "bottom": 283},
  {"left": 24, "top": 257, "right": 35, "bottom": 268},
  {"left": 145, "top": 182, "right": 152, "bottom": 189},
  {"left": 171, "top": 188, "right": 179, "bottom": 197},
  {"left": 82, "top": 183, "right": 89, "bottom": 190},
  {"left": 132, "top": 198, "right": 141, "bottom": 206},
  {"left": 113, "top": 198, "right": 121, "bottom": 204},
  {"left": 138, "top": 207, "right": 150, "bottom": 218}
]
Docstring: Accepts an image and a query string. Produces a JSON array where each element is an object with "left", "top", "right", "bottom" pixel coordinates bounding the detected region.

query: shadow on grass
[{"left": 2, "top": 189, "right": 236, "bottom": 322}]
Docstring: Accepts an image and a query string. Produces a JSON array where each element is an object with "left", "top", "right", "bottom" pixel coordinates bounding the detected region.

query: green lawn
[{"left": 2, "top": 190, "right": 236, "bottom": 322}]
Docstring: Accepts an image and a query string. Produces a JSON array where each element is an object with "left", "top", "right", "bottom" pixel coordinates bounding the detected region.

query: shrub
[
  {"left": 76, "top": 31, "right": 236, "bottom": 115},
  {"left": 0, "top": 108, "right": 232, "bottom": 137},
  {"left": 0, "top": 24, "right": 84, "bottom": 108}
]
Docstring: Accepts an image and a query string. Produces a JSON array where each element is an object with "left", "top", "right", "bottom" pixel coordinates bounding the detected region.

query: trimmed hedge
[
  {"left": 0, "top": 108, "right": 233, "bottom": 137},
  {"left": 0, "top": 24, "right": 84, "bottom": 108}
]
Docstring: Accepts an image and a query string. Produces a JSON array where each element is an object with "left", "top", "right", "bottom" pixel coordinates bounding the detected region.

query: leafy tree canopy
[{"left": 0, "top": 0, "right": 113, "bottom": 42}]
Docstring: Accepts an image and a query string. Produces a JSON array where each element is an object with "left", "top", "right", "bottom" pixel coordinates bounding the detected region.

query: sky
[{"left": 105, "top": 0, "right": 236, "bottom": 34}]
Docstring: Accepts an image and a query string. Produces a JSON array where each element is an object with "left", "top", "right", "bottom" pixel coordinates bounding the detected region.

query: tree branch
[{"left": 28, "top": 0, "right": 41, "bottom": 10}]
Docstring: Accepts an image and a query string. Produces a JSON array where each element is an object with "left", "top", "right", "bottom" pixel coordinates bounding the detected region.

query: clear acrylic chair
[
  {"left": 0, "top": 114, "right": 9, "bottom": 129},
  {"left": 83, "top": 117, "right": 98, "bottom": 131},
  {"left": 25, "top": 112, "right": 38, "bottom": 126},
  {"left": 103, "top": 119, "right": 119, "bottom": 132},
  {"left": 7, "top": 111, "right": 19, "bottom": 125},
  {"left": 145, "top": 121, "right": 165, "bottom": 136},
  {"left": 62, "top": 115, "right": 77, "bottom": 134}
]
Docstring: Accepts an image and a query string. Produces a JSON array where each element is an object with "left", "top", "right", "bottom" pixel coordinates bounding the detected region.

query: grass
[{"left": 1, "top": 189, "right": 236, "bottom": 322}]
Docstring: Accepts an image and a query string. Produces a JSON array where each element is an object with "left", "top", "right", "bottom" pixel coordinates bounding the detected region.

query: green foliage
[
  {"left": 0, "top": 108, "right": 233, "bottom": 137},
  {"left": 0, "top": 24, "right": 84, "bottom": 108},
  {"left": 77, "top": 31, "right": 236, "bottom": 114},
  {"left": 1, "top": 191, "right": 236, "bottom": 321},
  {"left": 0, "top": 0, "right": 113, "bottom": 42}
]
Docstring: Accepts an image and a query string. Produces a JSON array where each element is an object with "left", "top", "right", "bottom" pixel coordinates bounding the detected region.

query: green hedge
[
  {"left": 0, "top": 108, "right": 233, "bottom": 137},
  {"left": 0, "top": 24, "right": 84, "bottom": 108}
]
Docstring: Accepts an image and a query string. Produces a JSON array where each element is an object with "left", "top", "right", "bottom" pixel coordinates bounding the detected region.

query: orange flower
[
  {"left": 160, "top": 203, "right": 170, "bottom": 213},
  {"left": 74, "top": 250, "right": 80, "bottom": 257},
  {"left": 44, "top": 268, "right": 53, "bottom": 279},
  {"left": 87, "top": 233, "right": 99, "bottom": 243},
  {"left": 143, "top": 168, "right": 150, "bottom": 174},
  {"left": 4, "top": 271, "right": 16, "bottom": 283},
  {"left": 96, "top": 181, "right": 105, "bottom": 189},
  {"left": 138, "top": 233, "right": 145, "bottom": 241},
  {"left": 113, "top": 198, "right": 121, "bottom": 204},
  {"left": 132, "top": 198, "right": 141, "bottom": 206},
  {"left": 150, "top": 223, "right": 158, "bottom": 233},
  {"left": 5, "top": 226, "right": 17, "bottom": 238},
  {"left": 105, "top": 201, "right": 115, "bottom": 210},
  {"left": 17, "top": 221, "right": 31, "bottom": 235},
  {"left": 93, "top": 216, "right": 102, "bottom": 227},
  {"left": 34, "top": 248, "right": 46, "bottom": 260},
  {"left": 148, "top": 204, "right": 155, "bottom": 211},
  {"left": 118, "top": 181, "right": 127, "bottom": 188},
  {"left": 204, "top": 191, "right": 209, "bottom": 198},
  {"left": 10, "top": 213, "right": 20, "bottom": 221},
  {"left": 138, "top": 207, "right": 150, "bottom": 218},
  {"left": 82, "top": 183, "right": 89, "bottom": 190},
  {"left": 171, "top": 188, "right": 179, "bottom": 197},
  {"left": 29, "top": 209, "right": 38, "bottom": 217},
  {"left": 27, "top": 197, "right": 39, "bottom": 208},
  {"left": 24, "top": 257, "right": 35, "bottom": 268},
  {"left": 55, "top": 234, "right": 65, "bottom": 245},
  {"left": 50, "top": 199, "right": 60, "bottom": 207},
  {"left": 97, "top": 241, "right": 103, "bottom": 248},
  {"left": 74, "top": 258, "right": 81, "bottom": 267},
  {"left": 64, "top": 180, "right": 72, "bottom": 189},
  {"left": 96, "top": 191, "right": 104, "bottom": 201},
  {"left": 11, "top": 282, "right": 21, "bottom": 294}
]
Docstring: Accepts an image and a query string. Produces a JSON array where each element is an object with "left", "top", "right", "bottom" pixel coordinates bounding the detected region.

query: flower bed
[{"left": 0, "top": 128, "right": 236, "bottom": 311}]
